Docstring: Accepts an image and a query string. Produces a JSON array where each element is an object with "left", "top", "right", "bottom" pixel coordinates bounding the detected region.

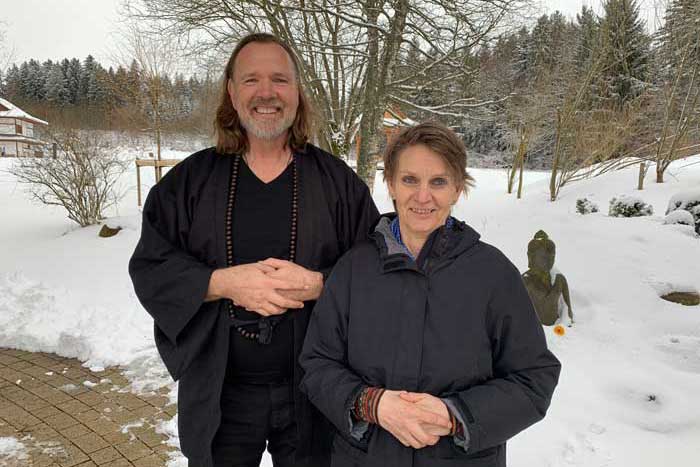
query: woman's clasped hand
[{"left": 377, "top": 390, "right": 453, "bottom": 448}]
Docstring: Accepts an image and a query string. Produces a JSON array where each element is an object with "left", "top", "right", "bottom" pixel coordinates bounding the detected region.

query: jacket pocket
[
  {"left": 428, "top": 439, "right": 499, "bottom": 463},
  {"left": 332, "top": 433, "right": 368, "bottom": 465}
]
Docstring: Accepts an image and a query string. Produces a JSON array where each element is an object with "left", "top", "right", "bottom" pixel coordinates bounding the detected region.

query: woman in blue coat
[{"left": 300, "top": 122, "right": 561, "bottom": 467}]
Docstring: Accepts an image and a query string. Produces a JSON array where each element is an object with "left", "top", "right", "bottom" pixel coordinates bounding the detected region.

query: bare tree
[
  {"left": 548, "top": 55, "right": 631, "bottom": 201},
  {"left": 505, "top": 75, "right": 556, "bottom": 198},
  {"left": 114, "top": 20, "right": 183, "bottom": 161},
  {"left": 647, "top": 41, "right": 700, "bottom": 183},
  {"left": 0, "top": 22, "right": 16, "bottom": 72},
  {"left": 124, "top": 0, "right": 529, "bottom": 189},
  {"left": 6, "top": 130, "right": 128, "bottom": 227}
]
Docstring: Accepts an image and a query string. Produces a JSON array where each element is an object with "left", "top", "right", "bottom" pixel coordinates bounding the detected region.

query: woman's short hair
[
  {"left": 215, "top": 33, "right": 313, "bottom": 155},
  {"left": 383, "top": 121, "right": 475, "bottom": 192}
]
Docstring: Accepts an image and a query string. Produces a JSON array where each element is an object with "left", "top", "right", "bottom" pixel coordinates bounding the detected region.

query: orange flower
[{"left": 553, "top": 325, "right": 566, "bottom": 336}]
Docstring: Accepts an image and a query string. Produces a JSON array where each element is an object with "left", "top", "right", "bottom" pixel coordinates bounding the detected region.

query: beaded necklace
[{"left": 225, "top": 153, "right": 298, "bottom": 344}]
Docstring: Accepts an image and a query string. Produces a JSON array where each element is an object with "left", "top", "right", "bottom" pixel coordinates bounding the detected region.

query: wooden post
[
  {"left": 517, "top": 156, "right": 525, "bottom": 199},
  {"left": 637, "top": 162, "right": 645, "bottom": 190},
  {"left": 52, "top": 143, "right": 57, "bottom": 158},
  {"left": 135, "top": 158, "right": 181, "bottom": 206},
  {"left": 136, "top": 161, "right": 142, "bottom": 207},
  {"left": 149, "top": 152, "right": 161, "bottom": 182}
]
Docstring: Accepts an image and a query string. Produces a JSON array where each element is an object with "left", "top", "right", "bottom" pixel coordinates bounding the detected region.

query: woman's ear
[
  {"left": 387, "top": 178, "right": 396, "bottom": 200},
  {"left": 453, "top": 182, "right": 464, "bottom": 204}
]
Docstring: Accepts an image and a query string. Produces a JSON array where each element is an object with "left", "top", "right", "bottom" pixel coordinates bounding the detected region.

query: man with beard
[{"left": 129, "top": 33, "right": 379, "bottom": 467}]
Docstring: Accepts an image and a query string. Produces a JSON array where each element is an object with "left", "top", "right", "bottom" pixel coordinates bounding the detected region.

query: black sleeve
[
  {"left": 335, "top": 163, "right": 380, "bottom": 255},
  {"left": 299, "top": 252, "right": 367, "bottom": 438},
  {"left": 446, "top": 261, "right": 561, "bottom": 453},
  {"left": 347, "top": 170, "right": 380, "bottom": 247},
  {"left": 128, "top": 167, "right": 215, "bottom": 346}
]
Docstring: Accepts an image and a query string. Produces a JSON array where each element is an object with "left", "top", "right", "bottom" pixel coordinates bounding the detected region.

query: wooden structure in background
[
  {"left": 352, "top": 107, "right": 416, "bottom": 160},
  {"left": 0, "top": 97, "right": 48, "bottom": 157},
  {"left": 135, "top": 153, "right": 182, "bottom": 206}
]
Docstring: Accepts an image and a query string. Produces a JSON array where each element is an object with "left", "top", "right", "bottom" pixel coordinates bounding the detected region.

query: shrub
[
  {"left": 666, "top": 189, "right": 700, "bottom": 234},
  {"left": 663, "top": 210, "right": 695, "bottom": 226},
  {"left": 576, "top": 198, "right": 599, "bottom": 215},
  {"left": 609, "top": 195, "right": 653, "bottom": 217},
  {"left": 7, "top": 129, "right": 128, "bottom": 227}
]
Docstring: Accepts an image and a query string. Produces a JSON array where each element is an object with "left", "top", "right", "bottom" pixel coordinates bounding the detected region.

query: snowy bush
[
  {"left": 665, "top": 189, "right": 700, "bottom": 234},
  {"left": 576, "top": 198, "right": 599, "bottom": 215},
  {"left": 663, "top": 210, "right": 695, "bottom": 226},
  {"left": 7, "top": 130, "right": 128, "bottom": 227},
  {"left": 608, "top": 195, "right": 653, "bottom": 217}
]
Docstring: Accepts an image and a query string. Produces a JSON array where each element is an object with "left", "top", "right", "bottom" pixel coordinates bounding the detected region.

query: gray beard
[{"left": 240, "top": 112, "right": 295, "bottom": 140}]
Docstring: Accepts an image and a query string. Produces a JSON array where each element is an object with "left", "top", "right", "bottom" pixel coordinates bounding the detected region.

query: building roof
[
  {"left": 383, "top": 115, "right": 417, "bottom": 128},
  {"left": 382, "top": 108, "right": 417, "bottom": 128},
  {"left": 0, "top": 97, "right": 49, "bottom": 125}
]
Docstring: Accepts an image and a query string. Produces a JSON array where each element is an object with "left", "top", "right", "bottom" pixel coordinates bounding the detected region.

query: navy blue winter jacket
[{"left": 300, "top": 214, "right": 561, "bottom": 467}]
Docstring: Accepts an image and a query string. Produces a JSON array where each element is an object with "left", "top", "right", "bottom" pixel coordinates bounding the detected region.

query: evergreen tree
[
  {"left": 66, "top": 58, "right": 82, "bottom": 104},
  {"left": 45, "top": 63, "right": 70, "bottom": 105},
  {"left": 4, "top": 65, "right": 21, "bottom": 100},
  {"left": 80, "top": 55, "right": 97, "bottom": 103},
  {"left": 576, "top": 5, "right": 600, "bottom": 71},
  {"left": 530, "top": 14, "right": 553, "bottom": 73},
  {"left": 127, "top": 59, "right": 142, "bottom": 107},
  {"left": 512, "top": 26, "right": 532, "bottom": 84},
  {"left": 599, "top": 0, "right": 651, "bottom": 106},
  {"left": 112, "top": 65, "right": 129, "bottom": 107},
  {"left": 22, "top": 60, "right": 46, "bottom": 100},
  {"left": 658, "top": 0, "right": 700, "bottom": 77}
]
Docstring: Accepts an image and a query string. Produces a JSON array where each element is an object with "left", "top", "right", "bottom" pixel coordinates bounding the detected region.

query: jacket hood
[{"left": 370, "top": 213, "right": 481, "bottom": 272}]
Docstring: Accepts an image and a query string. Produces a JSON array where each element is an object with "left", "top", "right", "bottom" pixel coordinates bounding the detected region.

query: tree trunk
[
  {"left": 656, "top": 165, "right": 664, "bottom": 183},
  {"left": 356, "top": 0, "right": 408, "bottom": 192},
  {"left": 549, "top": 111, "right": 563, "bottom": 201},
  {"left": 355, "top": 1, "right": 381, "bottom": 191},
  {"left": 517, "top": 156, "right": 525, "bottom": 199},
  {"left": 514, "top": 129, "right": 529, "bottom": 198},
  {"left": 507, "top": 159, "right": 517, "bottom": 194},
  {"left": 637, "top": 162, "right": 645, "bottom": 190}
]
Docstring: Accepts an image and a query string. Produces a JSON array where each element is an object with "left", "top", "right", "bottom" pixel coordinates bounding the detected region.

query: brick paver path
[{"left": 0, "top": 348, "right": 178, "bottom": 467}]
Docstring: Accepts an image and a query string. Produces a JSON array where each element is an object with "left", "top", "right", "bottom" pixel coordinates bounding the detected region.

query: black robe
[{"left": 128, "top": 144, "right": 380, "bottom": 467}]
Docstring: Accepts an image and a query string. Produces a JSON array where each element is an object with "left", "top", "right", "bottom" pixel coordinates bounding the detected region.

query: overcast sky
[{"left": 2, "top": 0, "right": 660, "bottom": 69}]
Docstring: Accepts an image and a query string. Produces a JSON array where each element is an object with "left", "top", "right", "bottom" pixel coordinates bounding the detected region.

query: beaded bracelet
[
  {"left": 448, "top": 410, "right": 464, "bottom": 437},
  {"left": 353, "top": 387, "right": 385, "bottom": 424}
]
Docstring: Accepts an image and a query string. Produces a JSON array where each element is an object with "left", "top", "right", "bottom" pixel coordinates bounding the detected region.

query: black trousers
[{"left": 211, "top": 380, "right": 298, "bottom": 467}]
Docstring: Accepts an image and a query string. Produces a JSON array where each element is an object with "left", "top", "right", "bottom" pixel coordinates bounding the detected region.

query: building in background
[{"left": 0, "top": 97, "right": 48, "bottom": 157}]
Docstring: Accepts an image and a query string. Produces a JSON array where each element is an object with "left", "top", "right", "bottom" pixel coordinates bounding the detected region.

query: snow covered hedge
[
  {"left": 666, "top": 188, "right": 700, "bottom": 234},
  {"left": 576, "top": 198, "right": 599, "bottom": 215},
  {"left": 609, "top": 195, "right": 653, "bottom": 218},
  {"left": 664, "top": 210, "right": 695, "bottom": 226}
]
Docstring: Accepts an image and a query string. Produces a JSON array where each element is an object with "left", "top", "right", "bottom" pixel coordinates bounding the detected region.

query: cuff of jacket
[
  {"left": 346, "top": 384, "right": 369, "bottom": 441},
  {"left": 161, "top": 264, "right": 216, "bottom": 346},
  {"left": 319, "top": 266, "right": 333, "bottom": 284},
  {"left": 442, "top": 397, "right": 470, "bottom": 451}
]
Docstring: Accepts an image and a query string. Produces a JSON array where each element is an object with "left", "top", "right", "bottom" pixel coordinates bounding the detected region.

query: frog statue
[{"left": 522, "top": 230, "right": 574, "bottom": 326}]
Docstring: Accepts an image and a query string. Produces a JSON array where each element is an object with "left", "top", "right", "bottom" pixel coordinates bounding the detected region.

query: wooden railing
[{"left": 135, "top": 153, "right": 182, "bottom": 206}]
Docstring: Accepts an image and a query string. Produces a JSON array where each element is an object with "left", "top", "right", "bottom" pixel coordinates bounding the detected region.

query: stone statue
[{"left": 522, "top": 230, "right": 574, "bottom": 326}]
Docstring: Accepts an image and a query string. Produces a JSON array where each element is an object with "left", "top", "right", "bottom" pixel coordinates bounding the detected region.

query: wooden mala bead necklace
[{"left": 225, "top": 152, "right": 298, "bottom": 344}]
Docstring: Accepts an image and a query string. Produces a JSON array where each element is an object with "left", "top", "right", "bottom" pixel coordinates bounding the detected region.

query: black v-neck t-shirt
[{"left": 226, "top": 160, "right": 295, "bottom": 384}]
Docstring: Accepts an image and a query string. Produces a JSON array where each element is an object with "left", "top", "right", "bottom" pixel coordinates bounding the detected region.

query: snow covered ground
[{"left": 1, "top": 146, "right": 699, "bottom": 467}]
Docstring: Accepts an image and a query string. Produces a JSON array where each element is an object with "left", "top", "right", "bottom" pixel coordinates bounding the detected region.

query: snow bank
[
  {"left": 0, "top": 272, "right": 152, "bottom": 369},
  {"left": 0, "top": 437, "right": 29, "bottom": 464},
  {"left": 664, "top": 209, "right": 695, "bottom": 226}
]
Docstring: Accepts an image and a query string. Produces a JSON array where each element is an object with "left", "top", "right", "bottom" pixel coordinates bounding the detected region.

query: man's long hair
[{"left": 215, "top": 33, "right": 313, "bottom": 155}]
